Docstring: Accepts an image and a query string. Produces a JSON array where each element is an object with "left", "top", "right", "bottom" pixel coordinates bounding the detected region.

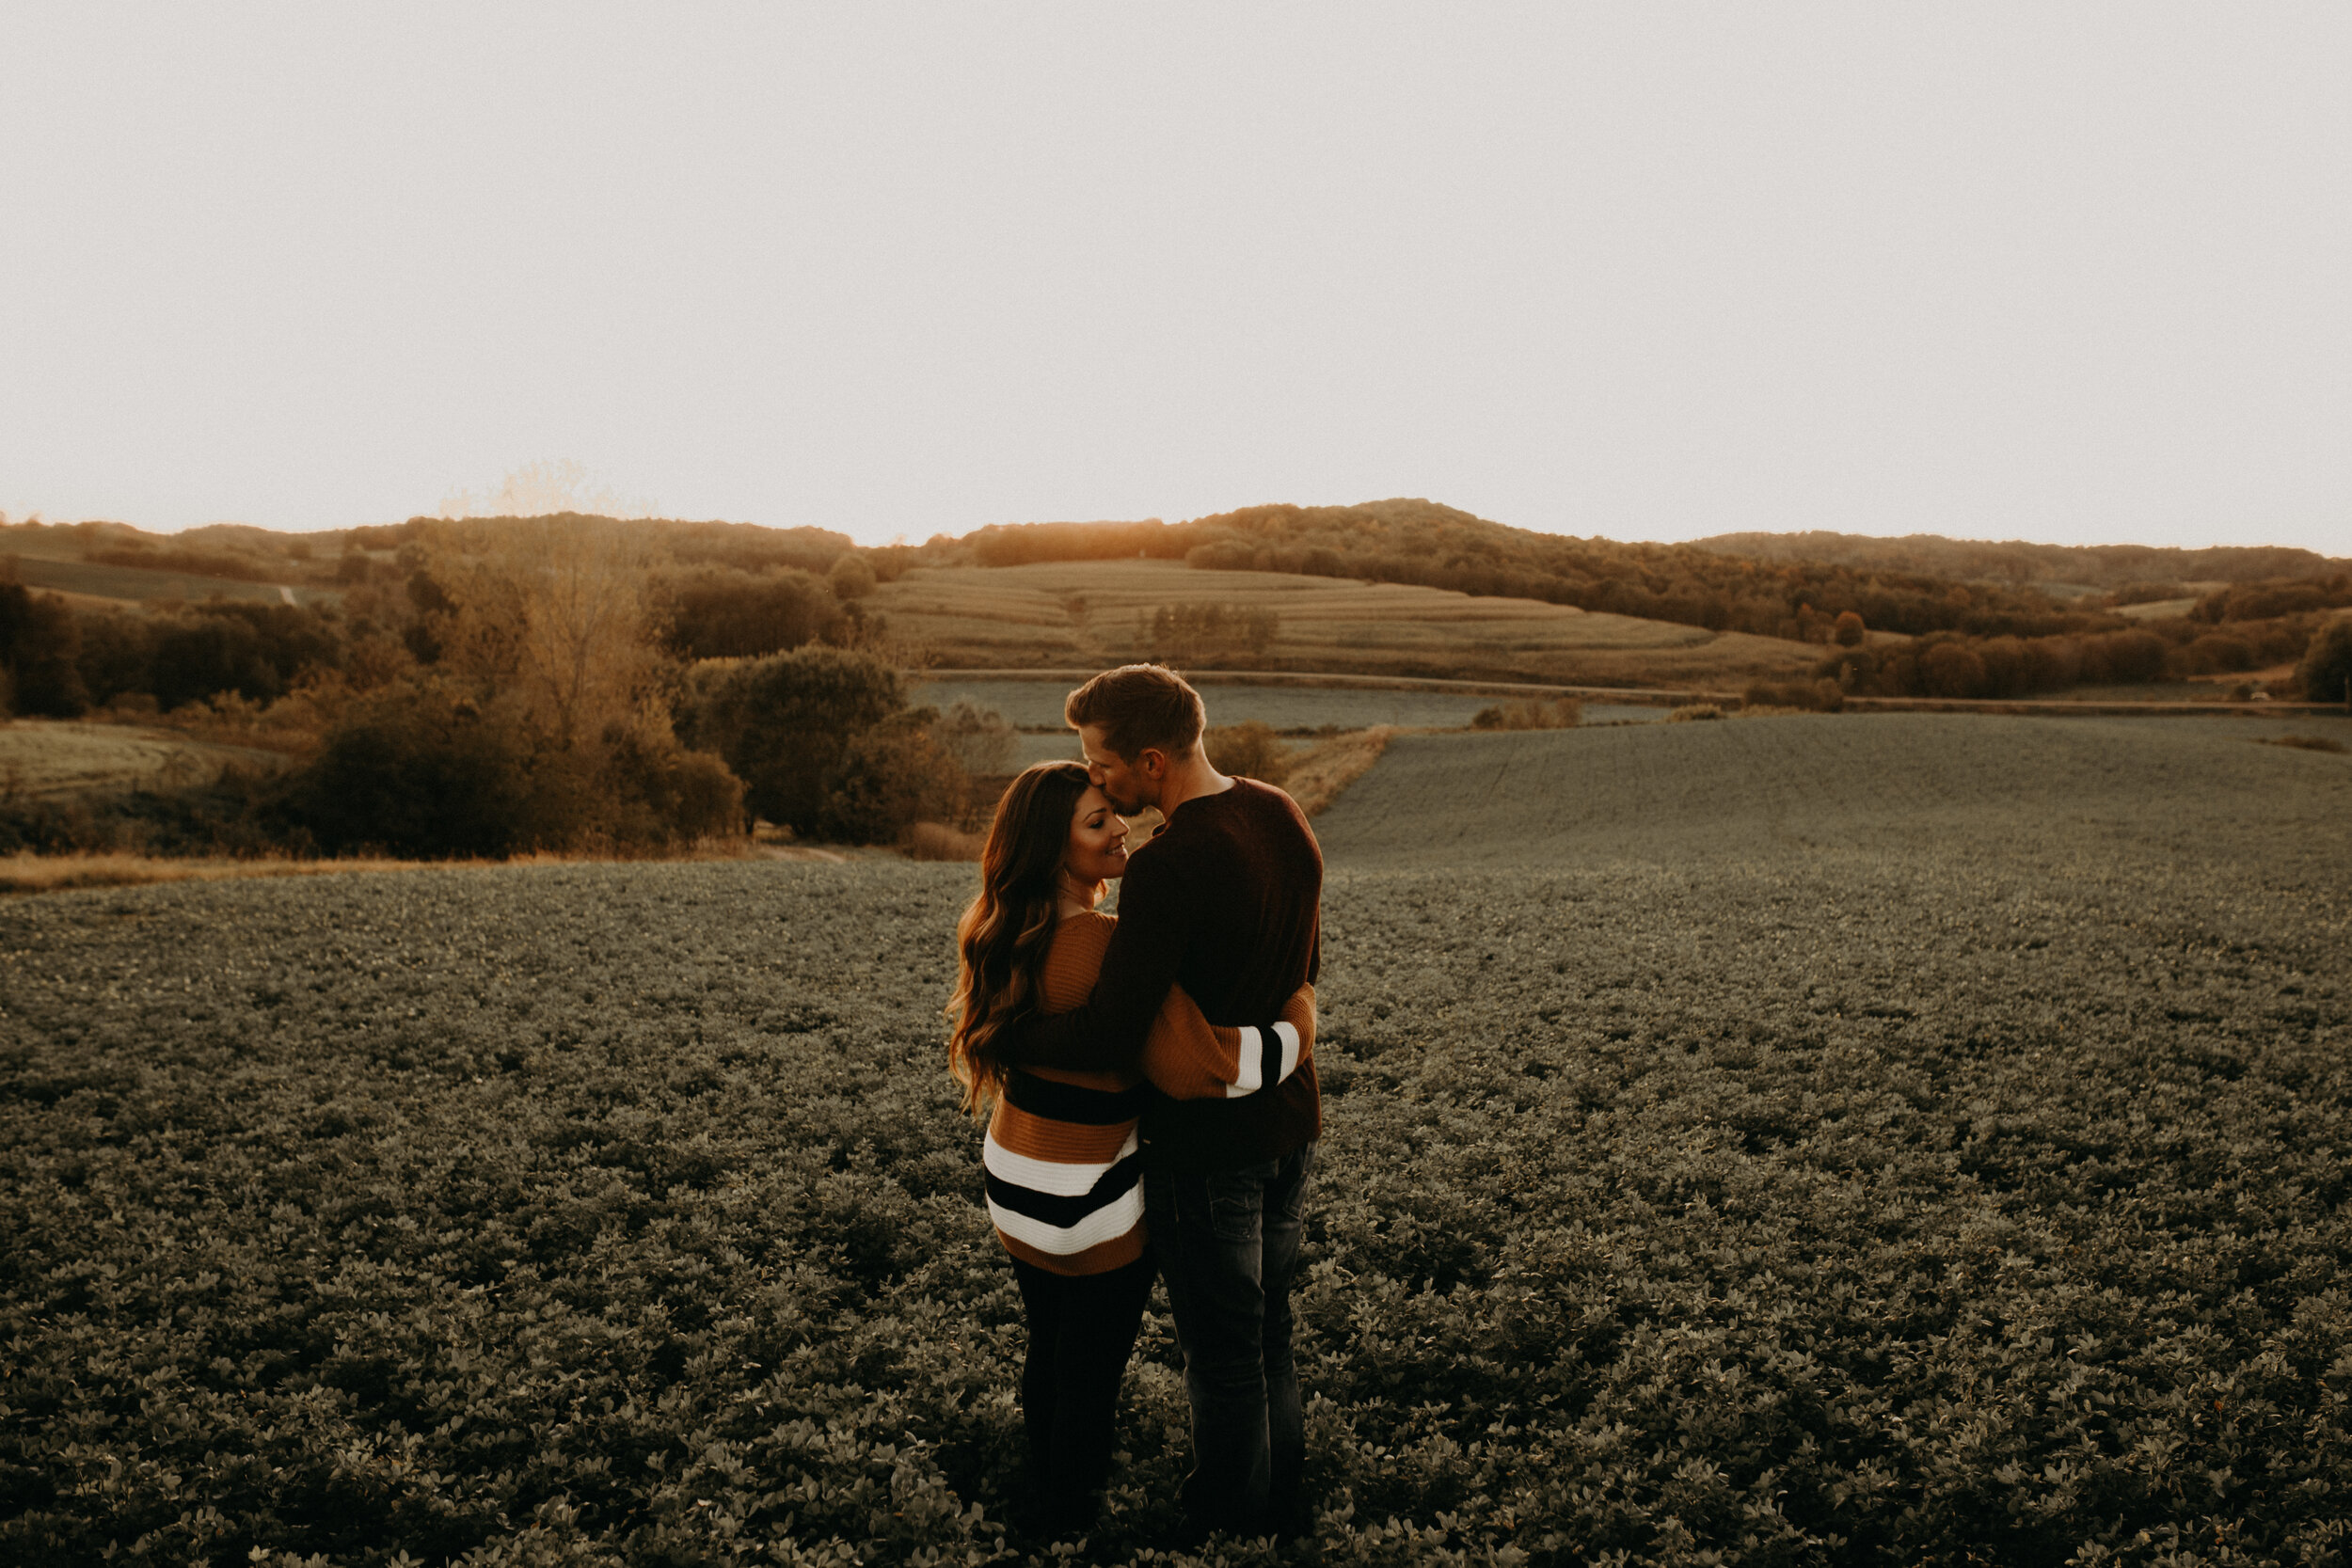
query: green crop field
[
  {"left": 1315, "top": 711, "right": 2352, "bottom": 870},
  {"left": 876, "top": 561, "right": 1818, "bottom": 687},
  {"left": 5, "top": 717, "right": 2350, "bottom": 1565}
]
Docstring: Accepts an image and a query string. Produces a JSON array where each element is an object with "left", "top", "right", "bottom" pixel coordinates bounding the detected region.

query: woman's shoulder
[
  {"left": 1039, "top": 910, "right": 1116, "bottom": 1001},
  {"left": 1052, "top": 909, "right": 1117, "bottom": 950}
]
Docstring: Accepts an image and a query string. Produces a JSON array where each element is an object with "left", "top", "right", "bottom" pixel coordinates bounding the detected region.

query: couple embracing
[{"left": 946, "top": 664, "right": 1324, "bottom": 1540}]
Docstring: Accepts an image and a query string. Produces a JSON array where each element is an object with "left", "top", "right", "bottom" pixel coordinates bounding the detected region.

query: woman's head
[{"left": 946, "top": 761, "right": 1128, "bottom": 1115}]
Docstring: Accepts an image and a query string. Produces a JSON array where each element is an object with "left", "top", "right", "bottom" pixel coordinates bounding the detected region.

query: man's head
[{"left": 1063, "top": 663, "right": 1207, "bottom": 816}]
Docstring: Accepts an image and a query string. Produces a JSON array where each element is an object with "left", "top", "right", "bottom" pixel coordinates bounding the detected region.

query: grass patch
[{"left": 1281, "top": 726, "right": 1398, "bottom": 817}]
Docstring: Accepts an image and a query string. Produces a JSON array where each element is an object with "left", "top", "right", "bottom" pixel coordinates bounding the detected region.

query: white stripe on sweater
[
  {"left": 983, "top": 1127, "right": 1140, "bottom": 1196},
  {"left": 988, "top": 1185, "right": 1145, "bottom": 1256},
  {"left": 1223, "top": 1021, "right": 1302, "bottom": 1099}
]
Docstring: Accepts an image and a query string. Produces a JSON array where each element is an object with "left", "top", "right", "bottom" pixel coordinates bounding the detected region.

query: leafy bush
[
  {"left": 687, "top": 646, "right": 962, "bottom": 844},
  {"left": 289, "top": 682, "right": 550, "bottom": 857},
  {"left": 0, "top": 583, "right": 87, "bottom": 717},
  {"left": 1202, "top": 719, "right": 1292, "bottom": 785},
  {"left": 2299, "top": 619, "right": 2352, "bottom": 705},
  {"left": 656, "top": 566, "right": 840, "bottom": 660},
  {"left": 1470, "top": 696, "right": 1581, "bottom": 730},
  {"left": 828, "top": 550, "right": 878, "bottom": 600},
  {"left": 930, "top": 699, "right": 1017, "bottom": 777},
  {"left": 285, "top": 680, "right": 741, "bottom": 858},
  {"left": 1740, "top": 679, "right": 1843, "bottom": 712},
  {"left": 1665, "top": 703, "right": 1724, "bottom": 721}
]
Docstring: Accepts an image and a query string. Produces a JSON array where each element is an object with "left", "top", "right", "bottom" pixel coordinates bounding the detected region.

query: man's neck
[{"left": 1152, "top": 755, "right": 1236, "bottom": 818}]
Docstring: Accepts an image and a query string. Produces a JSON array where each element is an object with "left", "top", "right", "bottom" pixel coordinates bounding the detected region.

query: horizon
[
  {"left": 6, "top": 7, "right": 2348, "bottom": 557},
  {"left": 5, "top": 504, "right": 2342, "bottom": 564}
]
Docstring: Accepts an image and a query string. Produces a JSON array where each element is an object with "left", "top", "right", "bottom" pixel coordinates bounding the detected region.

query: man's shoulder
[{"left": 1167, "top": 777, "right": 1313, "bottom": 837}]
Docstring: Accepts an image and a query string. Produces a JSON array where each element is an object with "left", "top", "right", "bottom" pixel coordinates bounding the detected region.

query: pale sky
[{"left": 4, "top": 4, "right": 2347, "bottom": 554}]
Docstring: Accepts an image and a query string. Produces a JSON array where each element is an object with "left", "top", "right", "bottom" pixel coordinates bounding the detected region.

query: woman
[{"left": 946, "top": 760, "right": 1313, "bottom": 1532}]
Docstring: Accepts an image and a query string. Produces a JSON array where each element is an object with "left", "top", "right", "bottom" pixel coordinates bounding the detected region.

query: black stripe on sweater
[
  {"left": 1003, "top": 1069, "right": 1152, "bottom": 1126},
  {"left": 985, "top": 1152, "right": 1144, "bottom": 1229}
]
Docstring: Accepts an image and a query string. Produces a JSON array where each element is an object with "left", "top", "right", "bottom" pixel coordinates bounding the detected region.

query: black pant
[
  {"left": 1146, "top": 1144, "right": 1315, "bottom": 1535},
  {"left": 1009, "top": 1250, "right": 1155, "bottom": 1529}
]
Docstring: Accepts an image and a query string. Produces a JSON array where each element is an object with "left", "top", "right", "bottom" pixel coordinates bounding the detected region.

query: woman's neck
[{"left": 1056, "top": 870, "right": 1104, "bottom": 918}]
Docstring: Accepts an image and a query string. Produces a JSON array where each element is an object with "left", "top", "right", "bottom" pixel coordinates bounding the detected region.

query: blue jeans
[{"left": 1143, "top": 1144, "right": 1315, "bottom": 1534}]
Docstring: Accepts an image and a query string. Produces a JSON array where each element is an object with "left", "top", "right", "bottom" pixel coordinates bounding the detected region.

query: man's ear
[{"left": 1136, "top": 747, "right": 1168, "bottom": 779}]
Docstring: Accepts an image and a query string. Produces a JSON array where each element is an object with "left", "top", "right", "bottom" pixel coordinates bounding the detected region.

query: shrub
[
  {"left": 1740, "top": 680, "right": 1842, "bottom": 713},
  {"left": 829, "top": 550, "right": 878, "bottom": 600},
  {"left": 687, "top": 646, "right": 964, "bottom": 844},
  {"left": 1666, "top": 703, "right": 1724, "bottom": 721},
  {"left": 2298, "top": 619, "right": 2352, "bottom": 705},
  {"left": 0, "top": 584, "right": 87, "bottom": 718},
  {"left": 930, "top": 699, "right": 1018, "bottom": 776},
  {"left": 596, "top": 725, "right": 746, "bottom": 847},
  {"left": 2188, "top": 631, "right": 2258, "bottom": 673},
  {"left": 290, "top": 682, "right": 548, "bottom": 858},
  {"left": 658, "top": 566, "right": 839, "bottom": 660},
  {"left": 1470, "top": 696, "right": 1582, "bottom": 730},
  {"left": 1832, "top": 610, "right": 1866, "bottom": 645},
  {"left": 1918, "top": 641, "right": 1988, "bottom": 698},
  {"left": 820, "top": 722, "right": 965, "bottom": 844},
  {"left": 1203, "top": 720, "right": 1293, "bottom": 785}
]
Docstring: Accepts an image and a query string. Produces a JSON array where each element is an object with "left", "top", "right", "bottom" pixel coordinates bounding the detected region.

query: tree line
[{"left": 0, "top": 518, "right": 978, "bottom": 860}]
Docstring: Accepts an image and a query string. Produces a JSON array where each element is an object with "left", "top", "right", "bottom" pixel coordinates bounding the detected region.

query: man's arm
[
  {"left": 1142, "top": 983, "right": 1314, "bottom": 1100},
  {"left": 998, "top": 850, "right": 1190, "bottom": 1072}
]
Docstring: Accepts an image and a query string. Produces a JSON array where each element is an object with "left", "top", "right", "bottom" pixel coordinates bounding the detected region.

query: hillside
[
  {"left": 872, "top": 559, "right": 1820, "bottom": 686},
  {"left": 11, "top": 503, "right": 2349, "bottom": 712},
  {"left": 1688, "top": 529, "right": 2347, "bottom": 591}
]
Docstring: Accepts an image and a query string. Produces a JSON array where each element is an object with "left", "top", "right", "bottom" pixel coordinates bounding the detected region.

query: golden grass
[
  {"left": 1281, "top": 726, "right": 1399, "bottom": 817},
  {"left": 0, "top": 840, "right": 778, "bottom": 896},
  {"left": 0, "top": 852, "right": 430, "bottom": 896},
  {"left": 0, "top": 720, "right": 290, "bottom": 799},
  {"left": 900, "top": 822, "right": 986, "bottom": 862}
]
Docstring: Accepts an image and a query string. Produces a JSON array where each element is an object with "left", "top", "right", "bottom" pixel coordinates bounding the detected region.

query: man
[{"left": 999, "top": 663, "right": 1323, "bottom": 1538}]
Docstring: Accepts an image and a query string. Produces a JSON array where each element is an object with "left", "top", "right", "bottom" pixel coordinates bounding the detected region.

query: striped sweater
[{"left": 984, "top": 911, "right": 1315, "bottom": 1275}]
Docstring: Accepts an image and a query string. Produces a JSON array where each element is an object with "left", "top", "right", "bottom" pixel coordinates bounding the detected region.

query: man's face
[{"left": 1077, "top": 723, "right": 1159, "bottom": 816}]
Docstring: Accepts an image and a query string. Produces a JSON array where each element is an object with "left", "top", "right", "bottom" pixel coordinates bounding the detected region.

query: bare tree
[{"left": 437, "top": 516, "right": 662, "bottom": 750}]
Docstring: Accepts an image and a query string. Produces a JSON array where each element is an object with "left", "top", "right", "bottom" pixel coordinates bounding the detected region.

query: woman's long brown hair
[{"left": 946, "top": 760, "right": 1092, "bottom": 1117}]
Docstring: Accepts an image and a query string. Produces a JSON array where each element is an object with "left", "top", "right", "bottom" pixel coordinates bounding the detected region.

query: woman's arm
[{"left": 1141, "top": 983, "right": 1315, "bottom": 1100}]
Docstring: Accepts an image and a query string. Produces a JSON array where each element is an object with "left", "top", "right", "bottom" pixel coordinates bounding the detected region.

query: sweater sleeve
[
  {"left": 1143, "top": 983, "right": 1315, "bottom": 1101},
  {"left": 996, "top": 848, "right": 1190, "bottom": 1073}
]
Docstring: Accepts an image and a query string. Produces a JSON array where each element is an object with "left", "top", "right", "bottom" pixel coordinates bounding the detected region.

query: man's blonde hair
[{"left": 1064, "top": 664, "right": 1205, "bottom": 761}]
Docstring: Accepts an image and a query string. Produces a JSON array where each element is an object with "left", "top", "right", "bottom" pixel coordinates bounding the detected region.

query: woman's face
[{"left": 1063, "top": 784, "right": 1130, "bottom": 884}]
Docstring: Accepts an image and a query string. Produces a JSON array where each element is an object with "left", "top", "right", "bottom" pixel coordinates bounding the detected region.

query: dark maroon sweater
[{"left": 1001, "top": 777, "right": 1323, "bottom": 1174}]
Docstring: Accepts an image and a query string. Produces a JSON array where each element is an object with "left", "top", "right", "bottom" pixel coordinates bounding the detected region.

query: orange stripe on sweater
[{"left": 1000, "top": 1227, "right": 1146, "bottom": 1276}]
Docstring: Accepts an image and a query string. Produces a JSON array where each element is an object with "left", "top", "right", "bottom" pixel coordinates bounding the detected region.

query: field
[
  {"left": 5, "top": 555, "right": 330, "bottom": 609},
  {"left": 876, "top": 560, "right": 1818, "bottom": 687},
  {"left": 0, "top": 721, "right": 293, "bottom": 799},
  {"left": 5, "top": 717, "right": 2352, "bottom": 1565},
  {"left": 916, "top": 677, "right": 1673, "bottom": 736},
  {"left": 1315, "top": 711, "right": 2352, "bottom": 868}
]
